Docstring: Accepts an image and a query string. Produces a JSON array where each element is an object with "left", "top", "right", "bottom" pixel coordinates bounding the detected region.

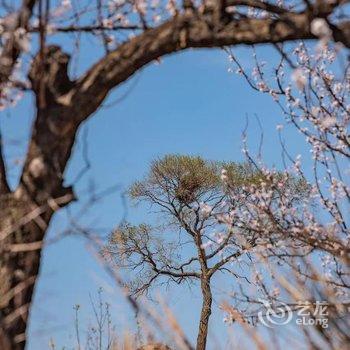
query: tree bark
[
  {"left": 0, "top": 47, "right": 76, "bottom": 349},
  {"left": 0, "top": 194, "right": 54, "bottom": 350},
  {"left": 196, "top": 278, "right": 213, "bottom": 350}
]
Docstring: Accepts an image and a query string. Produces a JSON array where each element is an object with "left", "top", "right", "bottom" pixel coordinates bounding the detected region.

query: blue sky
[{"left": 1, "top": 45, "right": 311, "bottom": 349}]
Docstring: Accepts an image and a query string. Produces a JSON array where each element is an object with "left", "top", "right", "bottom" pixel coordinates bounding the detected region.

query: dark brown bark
[
  {"left": 0, "top": 169, "right": 73, "bottom": 350},
  {"left": 196, "top": 278, "right": 213, "bottom": 350},
  {"left": 0, "top": 47, "right": 76, "bottom": 350},
  {"left": 0, "top": 195, "right": 53, "bottom": 350},
  {"left": 0, "top": 190, "right": 74, "bottom": 350}
]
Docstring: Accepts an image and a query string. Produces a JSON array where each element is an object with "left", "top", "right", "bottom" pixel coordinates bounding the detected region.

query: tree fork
[{"left": 0, "top": 46, "right": 76, "bottom": 350}]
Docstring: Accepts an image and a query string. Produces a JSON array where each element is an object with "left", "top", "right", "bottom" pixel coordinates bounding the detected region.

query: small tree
[
  {"left": 105, "top": 154, "right": 306, "bottom": 350},
  {"left": 220, "top": 30, "right": 350, "bottom": 348}
]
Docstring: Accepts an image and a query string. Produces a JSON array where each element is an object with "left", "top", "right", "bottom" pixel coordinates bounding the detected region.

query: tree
[
  {"left": 216, "top": 23, "right": 350, "bottom": 349},
  {"left": 104, "top": 154, "right": 306, "bottom": 350},
  {"left": 0, "top": 1, "right": 349, "bottom": 349}
]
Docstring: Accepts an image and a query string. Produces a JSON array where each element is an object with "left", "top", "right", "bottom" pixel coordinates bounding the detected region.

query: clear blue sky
[{"left": 1, "top": 45, "right": 311, "bottom": 349}]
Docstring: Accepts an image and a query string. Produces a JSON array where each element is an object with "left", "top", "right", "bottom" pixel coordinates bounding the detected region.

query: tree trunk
[
  {"left": 0, "top": 46, "right": 80, "bottom": 350},
  {"left": 0, "top": 181, "right": 72, "bottom": 350},
  {"left": 0, "top": 193, "right": 52, "bottom": 349},
  {"left": 196, "top": 278, "right": 212, "bottom": 350}
]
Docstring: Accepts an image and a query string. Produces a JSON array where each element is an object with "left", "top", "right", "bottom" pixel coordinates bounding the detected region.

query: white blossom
[
  {"left": 311, "top": 18, "right": 332, "bottom": 39},
  {"left": 221, "top": 168, "right": 228, "bottom": 182},
  {"left": 291, "top": 68, "right": 306, "bottom": 90}
]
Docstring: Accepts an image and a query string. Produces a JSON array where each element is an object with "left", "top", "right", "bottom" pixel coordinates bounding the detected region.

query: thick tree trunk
[
  {"left": 196, "top": 278, "right": 212, "bottom": 350},
  {"left": 0, "top": 81, "right": 75, "bottom": 348},
  {"left": 0, "top": 194, "right": 54, "bottom": 349},
  {"left": 0, "top": 46, "right": 80, "bottom": 349}
]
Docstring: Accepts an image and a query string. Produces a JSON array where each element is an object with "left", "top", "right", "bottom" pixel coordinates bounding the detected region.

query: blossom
[
  {"left": 221, "top": 169, "right": 228, "bottom": 182},
  {"left": 225, "top": 6, "right": 236, "bottom": 14},
  {"left": 257, "top": 81, "right": 267, "bottom": 91},
  {"left": 62, "top": 0, "right": 71, "bottom": 8},
  {"left": 311, "top": 18, "right": 332, "bottom": 39},
  {"left": 200, "top": 241, "right": 213, "bottom": 250},
  {"left": 320, "top": 116, "right": 336, "bottom": 129},
  {"left": 291, "top": 68, "right": 306, "bottom": 90},
  {"left": 102, "top": 18, "right": 114, "bottom": 29},
  {"left": 200, "top": 202, "right": 212, "bottom": 217}
]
